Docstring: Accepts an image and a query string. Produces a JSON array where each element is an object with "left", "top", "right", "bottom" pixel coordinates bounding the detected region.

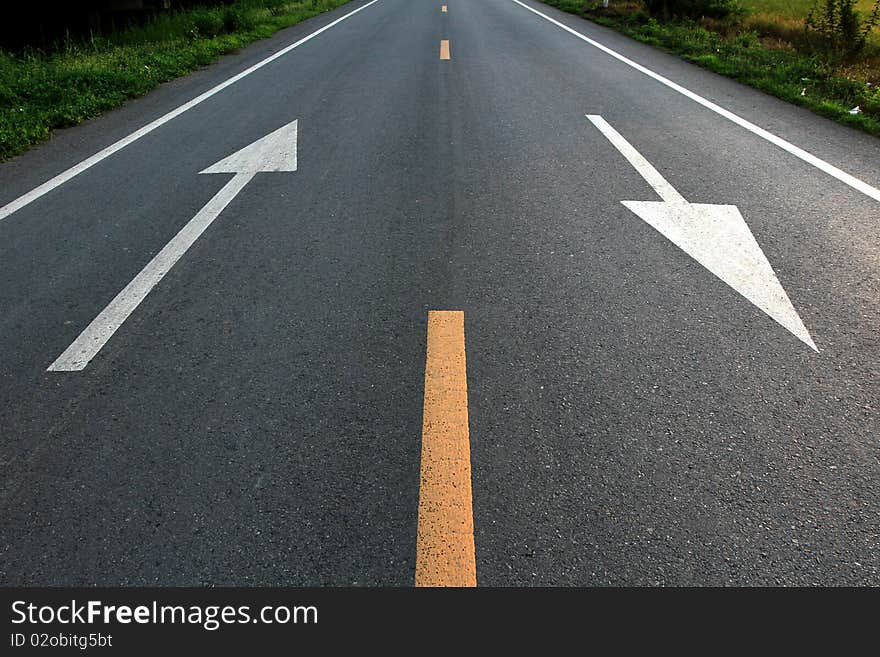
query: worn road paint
[
  {"left": 442, "top": 5, "right": 447, "bottom": 11},
  {"left": 415, "top": 311, "right": 476, "bottom": 587},
  {"left": 511, "top": 0, "right": 880, "bottom": 204},
  {"left": 588, "top": 115, "right": 818, "bottom": 351},
  {"left": 48, "top": 121, "right": 299, "bottom": 371},
  {"left": 440, "top": 40, "right": 450, "bottom": 60}
]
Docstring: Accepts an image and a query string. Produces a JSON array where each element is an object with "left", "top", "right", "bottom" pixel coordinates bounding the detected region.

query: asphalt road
[{"left": 1, "top": 0, "right": 879, "bottom": 586}]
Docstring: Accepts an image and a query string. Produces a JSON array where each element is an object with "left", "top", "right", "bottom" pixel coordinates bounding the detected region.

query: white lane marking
[
  {"left": 48, "top": 120, "right": 299, "bottom": 371},
  {"left": 588, "top": 115, "right": 687, "bottom": 205},
  {"left": 511, "top": 0, "right": 880, "bottom": 204},
  {"left": 588, "top": 115, "right": 817, "bottom": 351},
  {"left": 201, "top": 119, "right": 298, "bottom": 174},
  {"left": 0, "top": 0, "right": 379, "bottom": 223},
  {"left": 47, "top": 173, "right": 252, "bottom": 371}
]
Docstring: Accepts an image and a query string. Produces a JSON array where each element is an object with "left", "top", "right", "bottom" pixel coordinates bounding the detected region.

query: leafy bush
[
  {"left": 804, "top": 0, "right": 880, "bottom": 55},
  {"left": 190, "top": 9, "right": 225, "bottom": 38},
  {"left": 863, "top": 86, "right": 880, "bottom": 114},
  {"left": 222, "top": 5, "right": 259, "bottom": 32}
]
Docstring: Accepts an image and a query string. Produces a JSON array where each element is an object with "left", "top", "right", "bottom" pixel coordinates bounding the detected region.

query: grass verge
[
  {"left": 0, "top": 0, "right": 352, "bottom": 161},
  {"left": 538, "top": 0, "right": 880, "bottom": 137}
]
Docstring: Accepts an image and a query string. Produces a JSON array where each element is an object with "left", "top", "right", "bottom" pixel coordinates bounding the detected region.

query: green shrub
[
  {"left": 222, "top": 5, "right": 259, "bottom": 32},
  {"left": 864, "top": 84, "right": 880, "bottom": 113},
  {"left": 190, "top": 9, "right": 225, "bottom": 38},
  {"left": 804, "top": 0, "right": 880, "bottom": 55},
  {"left": 732, "top": 29, "right": 759, "bottom": 47}
]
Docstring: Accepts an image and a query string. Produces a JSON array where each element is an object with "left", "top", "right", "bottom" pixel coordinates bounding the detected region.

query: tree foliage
[{"left": 642, "top": 0, "right": 742, "bottom": 21}]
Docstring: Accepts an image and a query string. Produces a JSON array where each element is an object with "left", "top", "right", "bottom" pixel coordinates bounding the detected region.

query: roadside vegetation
[
  {"left": 0, "top": 0, "right": 350, "bottom": 161},
  {"left": 542, "top": 0, "right": 880, "bottom": 136}
]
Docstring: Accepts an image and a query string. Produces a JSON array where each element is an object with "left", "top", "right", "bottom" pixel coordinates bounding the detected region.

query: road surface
[{"left": 1, "top": 0, "right": 879, "bottom": 586}]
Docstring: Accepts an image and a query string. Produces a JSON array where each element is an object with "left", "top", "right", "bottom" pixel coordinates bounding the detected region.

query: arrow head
[
  {"left": 200, "top": 119, "right": 298, "bottom": 175},
  {"left": 622, "top": 200, "right": 817, "bottom": 351}
]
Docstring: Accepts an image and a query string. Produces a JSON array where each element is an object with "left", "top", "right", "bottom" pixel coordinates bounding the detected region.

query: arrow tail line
[
  {"left": 48, "top": 172, "right": 254, "bottom": 371},
  {"left": 586, "top": 115, "right": 687, "bottom": 205}
]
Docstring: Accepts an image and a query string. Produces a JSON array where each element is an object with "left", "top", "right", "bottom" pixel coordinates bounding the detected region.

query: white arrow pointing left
[{"left": 49, "top": 119, "right": 298, "bottom": 371}]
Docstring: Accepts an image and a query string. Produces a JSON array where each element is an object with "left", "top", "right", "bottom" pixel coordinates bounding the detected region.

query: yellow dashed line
[
  {"left": 441, "top": 4, "right": 447, "bottom": 11},
  {"left": 415, "top": 311, "right": 476, "bottom": 587},
  {"left": 440, "top": 39, "right": 450, "bottom": 60}
]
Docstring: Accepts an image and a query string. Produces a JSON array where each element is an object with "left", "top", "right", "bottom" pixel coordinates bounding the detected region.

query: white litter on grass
[
  {"left": 849, "top": 105, "right": 862, "bottom": 115},
  {"left": 801, "top": 88, "right": 807, "bottom": 96}
]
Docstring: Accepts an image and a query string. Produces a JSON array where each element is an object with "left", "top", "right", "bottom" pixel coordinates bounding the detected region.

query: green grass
[
  {"left": 0, "top": 0, "right": 351, "bottom": 161},
  {"left": 538, "top": 1, "right": 880, "bottom": 137},
  {"left": 739, "top": 0, "right": 880, "bottom": 47},
  {"left": 739, "top": 0, "right": 876, "bottom": 20}
]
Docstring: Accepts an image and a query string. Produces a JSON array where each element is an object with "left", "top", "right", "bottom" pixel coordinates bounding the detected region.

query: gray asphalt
[{"left": 1, "top": 0, "right": 879, "bottom": 586}]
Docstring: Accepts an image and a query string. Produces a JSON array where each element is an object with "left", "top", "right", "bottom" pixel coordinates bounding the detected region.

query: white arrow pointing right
[{"left": 587, "top": 115, "right": 817, "bottom": 352}]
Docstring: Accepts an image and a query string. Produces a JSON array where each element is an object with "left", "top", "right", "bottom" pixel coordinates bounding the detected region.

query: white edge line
[
  {"left": 510, "top": 0, "right": 880, "bottom": 204},
  {"left": 0, "top": 0, "right": 381, "bottom": 222},
  {"left": 47, "top": 172, "right": 253, "bottom": 371}
]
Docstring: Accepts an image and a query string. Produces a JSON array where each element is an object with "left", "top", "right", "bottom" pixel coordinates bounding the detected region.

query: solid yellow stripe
[
  {"left": 440, "top": 40, "right": 450, "bottom": 60},
  {"left": 415, "top": 311, "right": 476, "bottom": 587}
]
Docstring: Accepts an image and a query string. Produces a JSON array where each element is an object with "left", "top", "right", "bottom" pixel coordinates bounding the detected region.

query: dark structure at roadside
[{"left": 1, "top": 0, "right": 234, "bottom": 51}]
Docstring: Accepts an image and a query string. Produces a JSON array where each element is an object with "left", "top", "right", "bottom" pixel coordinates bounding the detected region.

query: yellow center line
[
  {"left": 440, "top": 39, "right": 450, "bottom": 60},
  {"left": 441, "top": 4, "right": 447, "bottom": 11},
  {"left": 415, "top": 311, "right": 476, "bottom": 587}
]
